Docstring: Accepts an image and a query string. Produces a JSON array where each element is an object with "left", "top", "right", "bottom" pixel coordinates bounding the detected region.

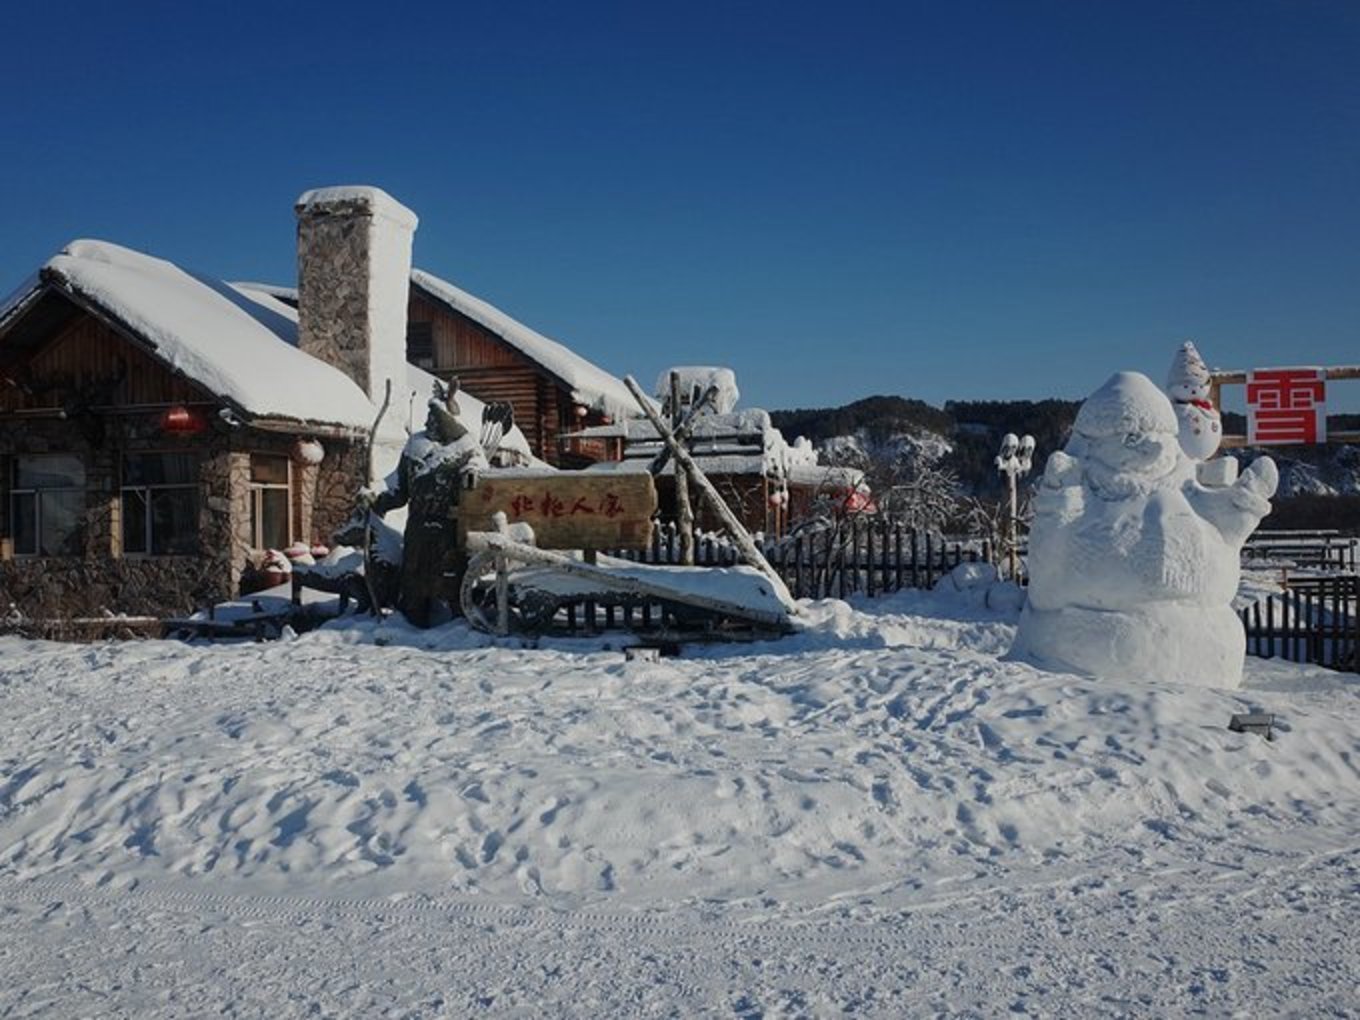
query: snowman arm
[
  {"left": 1033, "top": 451, "right": 1085, "bottom": 516},
  {"left": 1041, "top": 450, "right": 1081, "bottom": 489},
  {"left": 1190, "top": 456, "right": 1278, "bottom": 546}
]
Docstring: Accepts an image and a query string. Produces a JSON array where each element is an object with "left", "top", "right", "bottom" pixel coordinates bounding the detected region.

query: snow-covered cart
[
  {"left": 459, "top": 534, "right": 794, "bottom": 638},
  {"left": 458, "top": 377, "right": 800, "bottom": 639}
]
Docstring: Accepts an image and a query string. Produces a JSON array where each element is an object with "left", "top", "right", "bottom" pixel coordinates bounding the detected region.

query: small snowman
[{"left": 1166, "top": 341, "right": 1222, "bottom": 461}]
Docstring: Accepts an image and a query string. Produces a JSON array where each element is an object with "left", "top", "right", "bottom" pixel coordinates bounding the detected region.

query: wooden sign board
[
  {"left": 464, "top": 471, "right": 656, "bottom": 550},
  {"left": 1211, "top": 365, "right": 1360, "bottom": 448}
]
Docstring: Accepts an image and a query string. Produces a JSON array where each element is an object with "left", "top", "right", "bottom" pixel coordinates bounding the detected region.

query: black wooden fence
[
  {"left": 611, "top": 519, "right": 993, "bottom": 601},
  {"left": 1238, "top": 575, "right": 1359, "bottom": 673}
]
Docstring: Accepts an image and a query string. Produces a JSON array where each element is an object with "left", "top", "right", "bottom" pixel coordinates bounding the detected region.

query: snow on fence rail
[
  {"left": 607, "top": 519, "right": 992, "bottom": 601},
  {"left": 1239, "top": 575, "right": 1359, "bottom": 673},
  {"left": 1243, "top": 531, "right": 1358, "bottom": 573}
]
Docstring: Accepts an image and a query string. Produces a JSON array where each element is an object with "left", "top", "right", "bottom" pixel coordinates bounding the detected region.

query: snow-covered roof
[
  {"left": 0, "top": 272, "right": 42, "bottom": 328},
  {"left": 575, "top": 407, "right": 825, "bottom": 483},
  {"left": 231, "top": 268, "right": 646, "bottom": 421},
  {"left": 654, "top": 366, "right": 740, "bottom": 415},
  {"left": 576, "top": 408, "right": 776, "bottom": 443},
  {"left": 2, "top": 240, "right": 539, "bottom": 482},
  {"left": 15, "top": 240, "right": 380, "bottom": 430},
  {"left": 411, "top": 269, "right": 642, "bottom": 419}
]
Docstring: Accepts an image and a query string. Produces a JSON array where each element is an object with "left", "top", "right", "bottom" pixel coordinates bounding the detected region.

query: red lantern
[{"left": 159, "top": 405, "right": 205, "bottom": 435}]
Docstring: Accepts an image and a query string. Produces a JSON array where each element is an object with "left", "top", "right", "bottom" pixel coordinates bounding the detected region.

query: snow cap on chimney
[{"left": 295, "top": 185, "right": 418, "bottom": 401}]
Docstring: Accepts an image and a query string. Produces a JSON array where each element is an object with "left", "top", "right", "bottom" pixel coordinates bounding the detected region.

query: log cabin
[{"left": 0, "top": 186, "right": 610, "bottom": 620}]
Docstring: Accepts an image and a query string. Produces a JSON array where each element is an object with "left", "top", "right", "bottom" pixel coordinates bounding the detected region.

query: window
[
  {"left": 250, "top": 454, "right": 292, "bottom": 550},
  {"left": 122, "top": 453, "right": 199, "bottom": 555},
  {"left": 9, "top": 455, "right": 86, "bottom": 556}
]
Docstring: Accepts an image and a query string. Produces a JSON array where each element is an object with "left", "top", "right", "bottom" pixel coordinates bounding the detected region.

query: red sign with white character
[{"left": 1246, "top": 368, "right": 1327, "bottom": 445}]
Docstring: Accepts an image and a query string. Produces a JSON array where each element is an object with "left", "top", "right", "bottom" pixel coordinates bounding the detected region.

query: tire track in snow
[{"left": 3, "top": 841, "right": 1356, "bottom": 949}]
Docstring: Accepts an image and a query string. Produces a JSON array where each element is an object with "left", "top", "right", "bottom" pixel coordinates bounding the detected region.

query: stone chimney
[{"left": 294, "top": 186, "right": 418, "bottom": 400}]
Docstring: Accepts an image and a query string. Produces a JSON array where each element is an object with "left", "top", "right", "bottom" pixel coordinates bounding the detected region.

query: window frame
[
  {"left": 8, "top": 454, "right": 86, "bottom": 558},
  {"left": 120, "top": 451, "right": 201, "bottom": 558},
  {"left": 248, "top": 453, "right": 293, "bottom": 551}
]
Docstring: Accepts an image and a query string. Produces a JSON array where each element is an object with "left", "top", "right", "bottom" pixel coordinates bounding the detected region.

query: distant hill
[
  {"left": 771, "top": 396, "right": 1079, "bottom": 498},
  {"left": 771, "top": 395, "right": 953, "bottom": 445},
  {"left": 771, "top": 397, "right": 1360, "bottom": 527}
]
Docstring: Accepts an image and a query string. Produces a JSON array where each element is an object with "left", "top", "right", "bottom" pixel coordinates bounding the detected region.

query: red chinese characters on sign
[
  {"left": 1246, "top": 368, "right": 1327, "bottom": 445},
  {"left": 506, "top": 491, "right": 627, "bottom": 519}
]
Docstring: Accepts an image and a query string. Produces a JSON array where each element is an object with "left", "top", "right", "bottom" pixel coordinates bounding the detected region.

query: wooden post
[
  {"left": 671, "top": 372, "right": 696, "bottom": 566},
  {"left": 494, "top": 550, "right": 510, "bottom": 637},
  {"left": 584, "top": 549, "right": 598, "bottom": 634},
  {"left": 866, "top": 521, "right": 876, "bottom": 598},
  {"left": 625, "top": 375, "right": 797, "bottom": 611}
]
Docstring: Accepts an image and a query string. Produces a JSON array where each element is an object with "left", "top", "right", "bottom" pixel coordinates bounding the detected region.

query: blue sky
[{"left": 2, "top": 1, "right": 1357, "bottom": 412}]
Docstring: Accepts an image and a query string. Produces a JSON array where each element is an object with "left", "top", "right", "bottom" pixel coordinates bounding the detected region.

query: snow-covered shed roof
[
  {"left": 228, "top": 269, "right": 646, "bottom": 421},
  {"left": 410, "top": 269, "right": 642, "bottom": 418},
  {"left": 4, "top": 240, "right": 381, "bottom": 431},
  {"left": 573, "top": 408, "right": 827, "bottom": 483},
  {"left": 654, "top": 366, "right": 740, "bottom": 415}
]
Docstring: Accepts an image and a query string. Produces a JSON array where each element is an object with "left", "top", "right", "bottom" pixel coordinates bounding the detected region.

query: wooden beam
[
  {"left": 1211, "top": 366, "right": 1360, "bottom": 385},
  {"left": 1222, "top": 431, "right": 1360, "bottom": 449},
  {"left": 624, "top": 375, "right": 798, "bottom": 612}
]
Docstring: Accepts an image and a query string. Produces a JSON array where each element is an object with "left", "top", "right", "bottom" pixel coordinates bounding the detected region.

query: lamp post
[{"left": 995, "top": 433, "right": 1035, "bottom": 581}]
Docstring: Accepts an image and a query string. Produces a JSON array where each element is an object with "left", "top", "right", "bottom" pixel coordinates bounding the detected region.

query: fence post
[
  {"left": 866, "top": 522, "right": 876, "bottom": 598},
  {"left": 1352, "top": 579, "right": 1360, "bottom": 671},
  {"left": 837, "top": 523, "right": 848, "bottom": 600},
  {"left": 1265, "top": 596, "right": 1275, "bottom": 659}
]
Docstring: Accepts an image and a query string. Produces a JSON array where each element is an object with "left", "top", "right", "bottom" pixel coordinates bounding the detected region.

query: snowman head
[
  {"left": 1166, "top": 341, "right": 1211, "bottom": 402},
  {"left": 1073, "top": 372, "right": 1185, "bottom": 498}
]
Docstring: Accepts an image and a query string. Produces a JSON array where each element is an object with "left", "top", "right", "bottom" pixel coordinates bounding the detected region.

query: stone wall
[
  {"left": 0, "top": 413, "right": 368, "bottom": 619},
  {"left": 0, "top": 413, "right": 235, "bottom": 618},
  {"left": 312, "top": 440, "right": 367, "bottom": 544}
]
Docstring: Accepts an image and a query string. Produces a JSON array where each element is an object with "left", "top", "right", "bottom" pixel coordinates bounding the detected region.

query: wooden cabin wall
[
  {"left": 0, "top": 313, "right": 203, "bottom": 412},
  {"left": 0, "top": 306, "right": 371, "bottom": 617},
  {"left": 408, "top": 293, "right": 572, "bottom": 465}
]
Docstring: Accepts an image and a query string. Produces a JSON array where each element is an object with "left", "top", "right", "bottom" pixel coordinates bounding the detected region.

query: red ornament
[{"left": 159, "top": 405, "right": 205, "bottom": 435}]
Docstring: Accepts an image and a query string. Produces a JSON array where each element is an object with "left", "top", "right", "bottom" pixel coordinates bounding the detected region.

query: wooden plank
[
  {"left": 464, "top": 471, "right": 657, "bottom": 550},
  {"left": 1211, "top": 366, "right": 1360, "bottom": 385}
]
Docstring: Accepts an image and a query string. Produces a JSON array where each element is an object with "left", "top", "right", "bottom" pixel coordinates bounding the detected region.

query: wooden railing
[
  {"left": 610, "top": 519, "right": 992, "bottom": 601},
  {"left": 1239, "top": 575, "right": 1359, "bottom": 673}
]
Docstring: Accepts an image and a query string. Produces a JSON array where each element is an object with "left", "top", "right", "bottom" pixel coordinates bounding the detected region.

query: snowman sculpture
[
  {"left": 1009, "top": 372, "right": 1277, "bottom": 689},
  {"left": 1166, "top": 341, "right": 1222, "bottom": 461}
]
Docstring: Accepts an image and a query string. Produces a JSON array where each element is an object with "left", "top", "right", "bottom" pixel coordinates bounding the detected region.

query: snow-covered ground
[{"left": 1, "top": 591, "right": 1357, "bottom": 1017}]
